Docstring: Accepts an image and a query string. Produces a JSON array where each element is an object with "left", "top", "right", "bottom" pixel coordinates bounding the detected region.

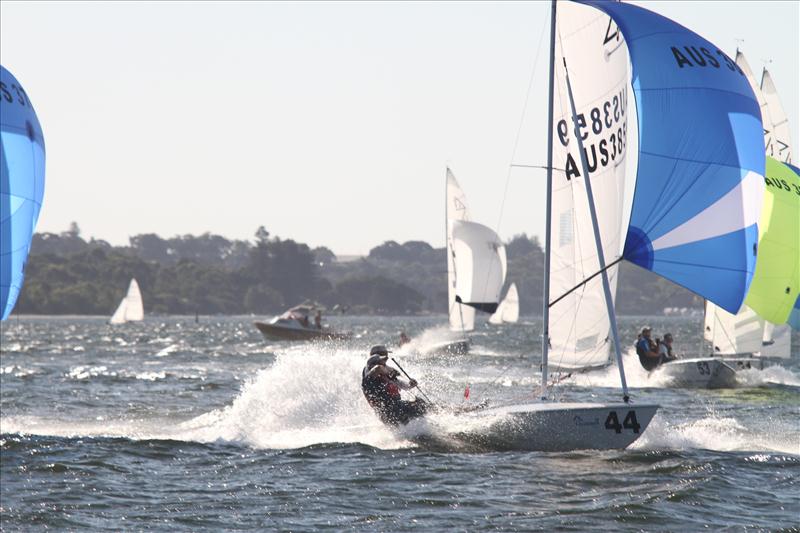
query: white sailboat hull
[
  {"left": 419, "top": 402, "right": 658, "bottom": 452},
  {"left": 652, "top": 358, "right": 737, "bottom": 389},
  {"left": 718, "top": 356, "right": 767, "bottom": 371}
]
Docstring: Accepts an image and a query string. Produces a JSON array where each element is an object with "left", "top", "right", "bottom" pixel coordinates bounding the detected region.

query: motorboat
[{"left": 254, "top": 304, "right": 351, "bottom": 341}]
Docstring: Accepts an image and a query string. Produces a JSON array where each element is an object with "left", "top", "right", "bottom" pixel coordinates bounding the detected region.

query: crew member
[
  {"left": 658, "top": 332, "right": 679, "bottom": 363},
  {"left": 361, "top": 345, "right": 430, "bottom": 425},
  {"left": 635, "top": 327, "right": 662, "bottom": 371}
]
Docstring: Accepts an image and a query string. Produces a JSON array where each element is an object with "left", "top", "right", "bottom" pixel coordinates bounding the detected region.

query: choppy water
[{"left": 1, "top": 315, "right": 798, "bottom": 531}]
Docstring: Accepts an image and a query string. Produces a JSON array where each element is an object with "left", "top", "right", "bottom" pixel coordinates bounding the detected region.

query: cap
[
  {"left": 369, "top": 345, "right": 391, "bottom": 356},
  {"left": 641, "top": 326, "right": 651, "bottom": 334}
]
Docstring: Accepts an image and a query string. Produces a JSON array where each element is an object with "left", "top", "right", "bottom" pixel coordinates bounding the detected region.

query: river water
[{"left": 1, "top": 315, "right": 798, "bottom": 531}]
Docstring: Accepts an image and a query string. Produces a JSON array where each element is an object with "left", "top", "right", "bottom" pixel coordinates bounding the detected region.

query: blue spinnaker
[
  {"left": 582, "top": 1, "right": 765, "bottom": 314},
  {"left": 789, "top": 297, "right": 800, "bottom": 330},
  {"left": 1, "top": 66, "right": 46, "bottom": 320},
  {"left": 788, "top": 163, "right": 800, "bottom": 331}
]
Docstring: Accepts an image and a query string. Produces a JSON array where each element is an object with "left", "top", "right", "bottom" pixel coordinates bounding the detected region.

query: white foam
[
  {"left": 632, "top": 413, "right": 800, "bottom": 456},
  {"left": 568, "top": 348, "right": 676, "bottom": 388},
  {"left": 177, "top": 348, "right": 406, "bottom": 449},
  {"left": 2, "top": 348, "right": 411, "bottom": 450},
  {"left": 67, "top": 365, "right": 115, "bottom": 380},
  {"left": 736, "top": 365, "right": 800, "bottom": 388}
]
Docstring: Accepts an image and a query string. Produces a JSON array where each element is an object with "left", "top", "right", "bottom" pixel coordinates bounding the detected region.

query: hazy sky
[{"left": 2, "top": 1, "right": 797, "bottom": 255}]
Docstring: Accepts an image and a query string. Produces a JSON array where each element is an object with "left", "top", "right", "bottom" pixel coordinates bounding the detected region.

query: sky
[{"left": 2, "top": 1, "right": 798, "bottom": 256}]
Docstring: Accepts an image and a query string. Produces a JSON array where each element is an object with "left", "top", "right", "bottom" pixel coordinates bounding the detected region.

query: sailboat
[
  {"left": 414, "top": 0, "right": 765, "bottom": 451},
  {"left": 420, "top": 169, "right": 506, "bottom": 355},
  {"left": 109, "top": 278, "right": 144, "bottom": 325},
  {"left": 655, "top": 51, "right": 798, "bottom": 387},
  {"left": 488, "top": 283, "right": 519, "bottom": 325}
]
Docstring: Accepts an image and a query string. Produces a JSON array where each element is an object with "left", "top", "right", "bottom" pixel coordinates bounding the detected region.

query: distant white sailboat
[
  {"left": 488, "top": 283, "right": 519, "bottom": 325},
  {"left": 426, "top": 168, "right": 505, "bottom": 355},
  {"left": 109, "top": 279, "right": 144, "bottom": 324}
]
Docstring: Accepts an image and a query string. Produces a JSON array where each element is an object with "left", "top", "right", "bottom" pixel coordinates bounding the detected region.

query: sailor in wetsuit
[{"left": 361, "top": 345, "right": 430, "bottom": 426}]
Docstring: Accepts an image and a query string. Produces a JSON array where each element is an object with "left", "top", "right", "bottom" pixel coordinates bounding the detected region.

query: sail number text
[
  {"left": 604, "top": 410, "right": 641, "bottom": 434},
  {"left": 556, "top": 88, "right": 628, "bottom": 181},
  {"left": 0, "top": 82, "right": 30, "bottom": 108},
  {"left": 765, "top": 176, "right": 800, "bottom": 196},
  {"left": 670, "top": 46, "right": 743, "bottom": 76}
]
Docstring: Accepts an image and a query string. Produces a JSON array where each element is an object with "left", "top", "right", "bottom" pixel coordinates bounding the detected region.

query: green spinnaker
[{"left": 744, "top": 156, "right": 800, "bottom": 324}]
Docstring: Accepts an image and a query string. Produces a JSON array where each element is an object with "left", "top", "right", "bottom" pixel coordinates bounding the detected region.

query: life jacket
[
  {"left": 635, "top": 337, "right": 659, "bottom": 371},
  {"left": 385, "top": 381, "right": 400, "bottom": 398},
  {"left": 361, "top": 368, "right": 386, "bottom": 408}
]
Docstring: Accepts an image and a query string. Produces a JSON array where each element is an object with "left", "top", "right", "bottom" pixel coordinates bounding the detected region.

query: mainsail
[
  {"left": 761, "top": 69, "right": 793, "bottom": 164},
  {"left": 446, "top": 168, "right": 476, "bottom": 332},
  {"left": 489, "top": 283, "right": 519, "bottom": 325},
  {"left": 548, "top": 1, "right": 629, "bottom": 370},
  {"left": 1, "top": 66, "right": 46, "bottom": 320},
  {"left": 110, "top": 279, "right": 144, "bottom": 324}
]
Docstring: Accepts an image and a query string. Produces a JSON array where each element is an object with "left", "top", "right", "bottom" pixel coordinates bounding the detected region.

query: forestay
[
  {"left": 451, "top": 220, "right": 506, "bottom": 315},
  {"left": 584, "top": 1, "right": 766, "bottom": 315},
  {"left": 548, "top": 1, "right": 629, "bottom": 370},
  {"left": 1, "top": 66, "right": 46, "bottom": 320},
  {"left": 446, "top": 169, "right": 476, "bottom": 332}
]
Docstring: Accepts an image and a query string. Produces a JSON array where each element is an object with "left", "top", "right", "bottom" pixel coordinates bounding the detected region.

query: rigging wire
[
  {"left": 462, "top": 9, "right": 550, "bottom": 400},
  {"left": 494, "top": 12, "right": 550, "bottom": 236}
]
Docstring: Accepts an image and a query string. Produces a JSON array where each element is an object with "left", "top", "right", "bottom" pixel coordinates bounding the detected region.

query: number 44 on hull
[{"left": 418, "top": 403, "right": 658, "bottom": 453}]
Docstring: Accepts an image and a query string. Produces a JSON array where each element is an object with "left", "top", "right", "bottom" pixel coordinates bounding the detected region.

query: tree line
[{"left": 13, "top": 224, "right": 701, "bottom": 316}]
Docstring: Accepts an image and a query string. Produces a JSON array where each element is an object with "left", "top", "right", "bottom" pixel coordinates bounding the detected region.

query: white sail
[
  {"left": 110, "top": 278, "right": 144, "bottom": 324},
  {"left": 547, "top": 2, "right": 629, "bottom": 370},
  {"left": 489, "top": 283, "right": 519, "bottom": 324},
  {"left": 735, "top": 51, "right": 770, "bottom": 152},
  {"left": 450, "top": 220, "right": 506, "bottom": 314},
  {"left": 761, "top": 323, "right": 792, "bottom": 359},
  {"left": 704, "top": 300, "right": 763, "bottom": 355},
  {"left": 761, "top": 69, "right": 793, "bottom": 164},
  {"left": 446, "top": 168, "right": 476, "bottom": 332}
]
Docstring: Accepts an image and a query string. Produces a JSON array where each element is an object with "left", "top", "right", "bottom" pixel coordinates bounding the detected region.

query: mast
[
  {"left": 562, "top": 57, "right": 630, "bottom": 402},
  {"left": 540, "top": 0, "right": 557, "bottom": 400}
]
